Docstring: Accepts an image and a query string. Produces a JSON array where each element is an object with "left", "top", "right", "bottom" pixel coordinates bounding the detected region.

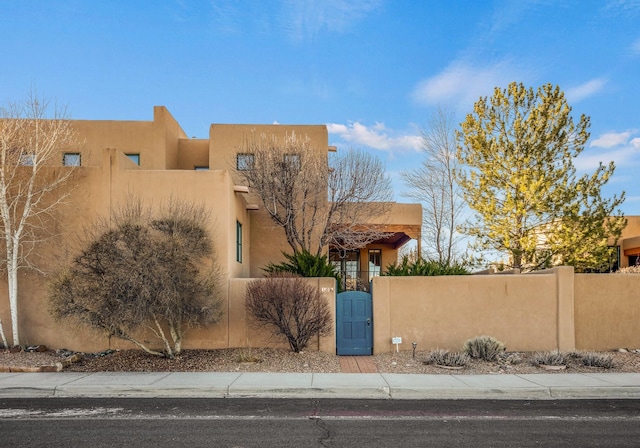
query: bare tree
[
  {"left": 0, "top": 92, "right": 78, "bottom": 347},
  {"left": 245, "top": 274, "right": 332, "bottom": 352},
  {"left": 402, "top": 107, "right": 464, "bottom": 265},
  {"left": 49, "top": 198, "right": 224, "bottom": 358},
  {"left": 236, "top": 132, "right": 394, "bottom": 256}
]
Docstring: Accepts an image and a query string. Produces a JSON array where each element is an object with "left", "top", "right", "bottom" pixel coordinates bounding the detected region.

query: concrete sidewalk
[{"left": 1, "top": 372, "right": 640, "bottom": 400}]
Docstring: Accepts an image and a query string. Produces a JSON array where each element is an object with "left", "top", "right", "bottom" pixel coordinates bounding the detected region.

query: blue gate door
[{"left": 336, "top": 291, "right": 373, "bottom": 355}]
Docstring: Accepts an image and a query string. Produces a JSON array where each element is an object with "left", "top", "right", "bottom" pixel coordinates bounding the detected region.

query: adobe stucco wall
[
  {"left": 3, "top": 262, "right": 640, "bottom": 354},
  {"left": 0, "top": 274, "right": 336, "bottom": 354},
  {"left": 574, "top": 274, "right": 640, "bottom": 350},
  {"left": 371, "top": 268, "right": 573, "bottom": 354}
]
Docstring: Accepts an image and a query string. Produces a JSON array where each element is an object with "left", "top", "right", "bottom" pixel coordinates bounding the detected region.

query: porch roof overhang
[
  {"left": 368, "top": 224, "right": 422, "bottom": 249},
  {"left": 622, "top": 236, "right": 640, "bottom": 256},
  {"left": 624, "top": 247, "right": 640, "bottom": 256}
]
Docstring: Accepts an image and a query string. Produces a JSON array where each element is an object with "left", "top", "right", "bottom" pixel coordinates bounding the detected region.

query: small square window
[
  {"left": 125, "top": 153, "right": 140, "bottom": 165},
  {"left": 284, "top": 153, "right": 300, "bottom": 170},
  {"left": 236, "top": 153, "right": 254, "bottom": 171},
  {"left": 63, "top": 153, "right": 81, "bottom": 166},
  {"left": 19, "top": 154, "right": 35, "bottom": 166}
]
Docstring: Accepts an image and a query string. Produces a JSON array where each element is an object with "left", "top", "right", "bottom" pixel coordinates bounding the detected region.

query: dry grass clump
[
  {"left": 579, "top": 352, "right": 615, "bottom": 369},
  {"left": 531, "top": 350, "right": 567, "bottom": 366},
  {"left": 234, "top": 348, "right": 262, "bottom": 364},
  {"left": 425, "top": 349, "right": 469, "bottom": 367}
]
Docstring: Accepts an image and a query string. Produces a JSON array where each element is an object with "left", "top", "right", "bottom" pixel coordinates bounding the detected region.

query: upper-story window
[
  {"left": 284, "top": 153, "right": 300, "bottom": 171},
  {"left": 19, "top": 154, "right": 35, "bottom": 166},
  {"left": 63, "top": 153, "right": 81, "bottom": 166},
  {"left": 194, "top": 166, "right": 209, "bottom": 170},
  {"left": 236, "top": 153, "right": 254, "bottom": 171},
  {"left": 125, "top": 153, "right": 140, "bottom": 165}
]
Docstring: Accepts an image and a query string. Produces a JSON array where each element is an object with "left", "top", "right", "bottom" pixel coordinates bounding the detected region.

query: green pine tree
[{"left": 456, "top": 82, "right": 625, "bottom": 271}]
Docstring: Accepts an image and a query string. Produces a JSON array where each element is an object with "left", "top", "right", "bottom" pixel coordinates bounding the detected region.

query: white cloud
[
  {"left": 578, "top": 129, "right": 640, "bottom": 171},
  {"left": 281, "top": 0, "right": 382, "bottom": 40},
  {"left": 565, "top": 78, "right": 607, "bottom": 103},
  {"left": 590, "top": 130, "right": 635, "bottom": 148},
  {"left": 574, "top": 146, "right": 636, "bottom": 172},
  {"left": 626, "top": 195, "right": 640, "bottom": 203},
  {"left": 411, "top": 60, "right": 525, "bottom": 109},
  {"left": 327, "top": 121, "right": 421, "bottom": 152}
]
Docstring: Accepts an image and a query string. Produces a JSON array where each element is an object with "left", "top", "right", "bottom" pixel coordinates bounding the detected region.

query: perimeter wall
[
  {"left": 3, "top": 268, "right": 639, "bottom": 355},
  {"left": 371, "top": 267, "right": 640, "bottom": 354}
]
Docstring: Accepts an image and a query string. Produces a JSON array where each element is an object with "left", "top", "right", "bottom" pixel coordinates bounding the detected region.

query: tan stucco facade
[
  {"left": 0, "top": 106, "right": 421, "bottom": 352},
  {"left": 618, "top": 216, "right": 640, "bottom": 267}
]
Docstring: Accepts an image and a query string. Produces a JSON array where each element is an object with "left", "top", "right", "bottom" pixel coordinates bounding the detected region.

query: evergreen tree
[{"left": 456, "top": 82, "right": 625, "bottom": 271}]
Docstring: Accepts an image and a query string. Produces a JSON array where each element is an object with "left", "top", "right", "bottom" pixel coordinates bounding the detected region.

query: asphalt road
[{"left": 1, "top": 398, "right": 639, "bottom": 447}]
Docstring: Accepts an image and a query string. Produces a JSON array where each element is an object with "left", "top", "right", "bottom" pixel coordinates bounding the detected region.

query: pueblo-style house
[
  {"left": 59, "top": 106, "right": 422, "bottom": 283},
  {"left": 1, "top": 106, "right": 421, "bottom": 350}
]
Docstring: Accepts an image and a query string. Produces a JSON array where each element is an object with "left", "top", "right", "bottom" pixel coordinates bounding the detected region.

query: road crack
[{"left": 310, "top": 416, "right": 334, "bottom": 447}]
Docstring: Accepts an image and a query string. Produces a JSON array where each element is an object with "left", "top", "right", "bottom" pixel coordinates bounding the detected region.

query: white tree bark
[{"left": 0, "top": 92, "right": 78, "bottom": 346}]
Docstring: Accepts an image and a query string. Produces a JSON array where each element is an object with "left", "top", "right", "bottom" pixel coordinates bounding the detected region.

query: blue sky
[{"left": 1, "top": 0, "right": 638, "bottom": 214}]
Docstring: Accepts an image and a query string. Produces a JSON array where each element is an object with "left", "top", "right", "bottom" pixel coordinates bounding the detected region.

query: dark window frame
[
  {"left": 236, "top": 153, "right": 255, "bottom": 171},
  {"left": 236, "top": 220, "right": 243, "bottom": 263},
  {"left": 125, "top": 153, "right": 141, "bottom": 165},
  {"left": 63, "top": 152, "right": 81, "bottom": 167},
  {"left": 368, "top": 249, "right": 382, "bottom": 280}
]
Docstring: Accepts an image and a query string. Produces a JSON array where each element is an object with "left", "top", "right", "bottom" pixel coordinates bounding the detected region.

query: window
[
  {"left": 194, "top": 166, "right": 209, "bottom": 170},
  {"left": 330, "top": 249, "right": 360, "bottom": 290},
  {"left": 284, "top": 153, "right": 300, "bottom": 171},
  {"left": 368, "top": 249, "right": 382, "bottom": 281},
  {"left": 236, "top": 153, "right": 254, "bottom": 171},
  {"left": 63, "top": 153, "right": 81, "bottom": 166},
  {"left": 125, "top": 153, "right": 140, "bottom": 165},
  {"left": 19, "top": 154, "right": 35, "bottom": 166},
  {"left": 236, "top": 221, "right": 243, "bottom": 263}
]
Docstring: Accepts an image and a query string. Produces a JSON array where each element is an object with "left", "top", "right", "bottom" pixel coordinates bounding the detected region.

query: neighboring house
[
  {"left": 62, "top": 106, "right": 421, "bottom": 284},
  {"left": 614, "top": 216, "right": 640, "bottom": 269}
]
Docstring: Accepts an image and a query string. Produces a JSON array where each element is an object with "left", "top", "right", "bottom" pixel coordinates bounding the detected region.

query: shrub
[
  {"left": 49, "top": 198, "right": 223, "bottom": 358},
  {"left": 463, "top": 336, "right": 506, "bottom": 361},
  {"left": 425, "top": 349, "right": 469, "bottom": 367},
  {"left": 383, "top": 256, "right": 470, "bottom": 276},
  {"left": 245, "top": 274, "right": 332, "bottom": 353},
  {"left": 234, "top": 348, "right": 262, "bottom": 364},
  {"left": 531, "top": 350, "right": 567, "bottom": 366},
  {"left": 500, "top": 352, "right": 522, "bottom": 365},
  {"left": 264, "top": 250, "right": 341, "bottom": 289},
  {"left": 580, "top": 352, "right": 615, "bottom": 369}
]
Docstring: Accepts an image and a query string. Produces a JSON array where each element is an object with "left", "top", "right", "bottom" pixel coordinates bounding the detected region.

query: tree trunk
[
  {"left": 7, "top": 239, "right": 19, "bottom": 346},
  {"left": 153, "top": 315, "right": 174, "bottom": 358},
  {"left": 0, "top": 317, "right": 8, "bottom": 348},
  {"left": 169, "top": 322, "right": 182, "bottom": 355}
]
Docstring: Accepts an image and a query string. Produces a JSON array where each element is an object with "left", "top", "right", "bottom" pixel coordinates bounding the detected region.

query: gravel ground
[{"left": 2, "top": 347, "right": 640, "bottom": 374}]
